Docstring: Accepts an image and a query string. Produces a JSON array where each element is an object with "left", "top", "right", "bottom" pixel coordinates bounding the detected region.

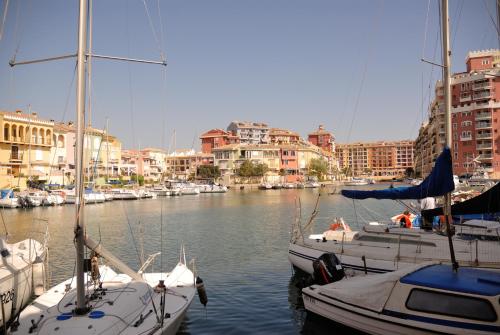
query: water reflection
[{"left": 1, "top": 187, "right": 401, "bottom": 334}]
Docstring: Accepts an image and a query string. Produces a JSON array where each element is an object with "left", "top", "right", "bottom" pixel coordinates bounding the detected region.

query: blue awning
[{"left": 341, "top": 147, "right": 454, "bottom": 200}]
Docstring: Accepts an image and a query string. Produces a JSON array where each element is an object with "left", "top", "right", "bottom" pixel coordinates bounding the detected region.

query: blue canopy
[{"left": 341, "top": 147, "right": 454, "bottom": 200}]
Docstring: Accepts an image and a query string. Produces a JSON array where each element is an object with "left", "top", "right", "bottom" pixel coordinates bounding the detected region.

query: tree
[
  {"left": 237, "top": 160, "right": 254, "bottom": 177},
  {"left": 236, "top": 160, "right": 268, "bottom": 178},
  {"left": 197, "top": 165, "right": 221, "bottom": 179},
  {"left": 405, "top": 167, "right": 415, "bottom": 178},
  {"left": 309, "top": 158, "right": 328, "bottom": 181},
  {"left": 253, "top": 163, "right": 268, "bottom": 176}
]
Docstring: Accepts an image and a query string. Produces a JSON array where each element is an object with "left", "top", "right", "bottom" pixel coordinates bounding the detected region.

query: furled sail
[{"left": 341, "top": 147, "right": 454, "bottom": 200}]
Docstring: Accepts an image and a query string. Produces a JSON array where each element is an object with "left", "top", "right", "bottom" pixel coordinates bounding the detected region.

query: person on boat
[
  {"left": 396, "top": 210, "right": 412, "bottom": 228},
  {"left": 418, "top": 196, "right": 435, "bottom": 231}
]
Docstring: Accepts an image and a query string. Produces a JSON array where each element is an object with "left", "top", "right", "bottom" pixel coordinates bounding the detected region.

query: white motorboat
[
  {"left": 344, "top": 177, "right": 369, "bottom": 186},
  {"left": 198, "top": 184, "right": 228, "bottom": 193},
  {"left": 258, "top": 182, "right": 273, "bottom": 190},
  {"left": 303, "top": 262, "right": 500, "bottom": 335},
  {"left": 304, "top": 181, "right": 320, "bottom": 188},
  {"left": 152, "top": 186, "right": 170, "bottom": 196},
  {"left": 7, "top": 2, "right": 200, "bottom": 334},
  {"left": 0, "top": 190, "right": 19, "bottom": 208},
  {"left": 109, "top": 188, "right": 140, "bottom": 200}
]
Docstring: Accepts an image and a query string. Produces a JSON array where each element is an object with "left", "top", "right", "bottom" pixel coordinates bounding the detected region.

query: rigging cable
[
  {"left": 0, "top": 0, "right": 9, "bottom": 41},
  {"left": 482, "top": 0, "right": 500, "bottom": 41},
  {"left": 345, "top": 0, "right": 385, "bottom": 144}
]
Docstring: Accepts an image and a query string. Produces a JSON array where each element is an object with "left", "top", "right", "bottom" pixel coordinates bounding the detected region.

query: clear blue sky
[{"left": 0, "top": 0, "right": 497, "bottom": 150}]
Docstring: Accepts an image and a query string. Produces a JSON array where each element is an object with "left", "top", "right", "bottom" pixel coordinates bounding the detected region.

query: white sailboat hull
[{"left": 0, "top": 238, "right": 47, "bottom": 327}]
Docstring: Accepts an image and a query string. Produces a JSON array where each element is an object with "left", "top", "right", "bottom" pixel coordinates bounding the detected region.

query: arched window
[
  {"left": 46, "top": 129, "right": 51, "bottom": 145},
  {"left": 11, "top": 125, "right": 17, "bottom": 141},
  {"left": 57, "top": 135, "right": 65, "bottom": 148},
  {"left": 32, "top": 128, "right": 38, "bottom": 144},
  {"left": 19, "top": 126, "right": 25, "bottom": 142},
  {"left": 3, "top": 123, "right": 9, "bottom": 141},
  {"left": 40, "top": 128, "right": 46, "bottom": 145}
]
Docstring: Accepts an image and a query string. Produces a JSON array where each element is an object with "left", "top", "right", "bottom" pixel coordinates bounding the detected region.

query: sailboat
[
  {"left": 301, "top": 1, "right": 500, "bottom": 334},
  {"left": 0, "top": 225, "right": 48, "bottom": 330},
  {"left": 7, "top": 1, "right": 198, "bottom": 334}
]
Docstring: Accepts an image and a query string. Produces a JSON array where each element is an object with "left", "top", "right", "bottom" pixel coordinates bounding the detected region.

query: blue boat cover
[
  {"left": 401, "top": 264, "right": 500, "bottom": 296},
  {"left": 341, "top": 147, "right": 454, "bottom": 200}
]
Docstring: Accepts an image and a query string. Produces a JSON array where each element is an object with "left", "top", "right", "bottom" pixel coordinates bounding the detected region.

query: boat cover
[
  {"left": 400, "top": 264, "right": 500, "bottom": 296},
  {"left": 421, "top": 181, "right": 500, "bottom": 217},
  {"left": 341, "top": 147, "right": 454, "bottom": 200},
  {"left": 315, "top": 263, "right": 432, "bottom": 313}
]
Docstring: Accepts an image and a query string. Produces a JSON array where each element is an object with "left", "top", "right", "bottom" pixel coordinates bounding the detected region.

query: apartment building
[
  {"left": 227, "top": 121, "right": 270, "bottom": 144},
  {"left": 415, "top": 49, "right": 500, "bottom": 178},
  {"left": 213, "top": 142, "right": 333, "bottom": 183},
  {"left": 337, "top": 140, "right": 414, "bottom": 178},
  {"left": 200, "top": 129, "right": 240, "bottom": 154},
  {"left": 269, "top": 128, "right": 301, "bottom": 144},
  {"left": 0, "top": 110, "right": 55, "bottom": 187},
  {"left": 308, "top": 125, "right": 335, "bottom": 153},
  {"left": 165, "top": 149, "right": 214, "bottom": 180}
]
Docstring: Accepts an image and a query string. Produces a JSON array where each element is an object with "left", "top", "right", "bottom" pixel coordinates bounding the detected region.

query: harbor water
[{"left": 2, "top": 186, "right": 404, "bottom": 334}]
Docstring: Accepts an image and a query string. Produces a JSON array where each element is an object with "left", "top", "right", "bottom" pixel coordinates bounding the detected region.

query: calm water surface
[{"left": 3, "top": 186, "right": 403, "bottom": 334}]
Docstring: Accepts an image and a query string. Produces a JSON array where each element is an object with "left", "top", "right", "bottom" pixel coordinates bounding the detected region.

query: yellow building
[
  {"left": 337, "top": 140, "right": 415, "bottom": 179},
  {"left": 0, "top": 110, "right": 54, "bottom": 188}
]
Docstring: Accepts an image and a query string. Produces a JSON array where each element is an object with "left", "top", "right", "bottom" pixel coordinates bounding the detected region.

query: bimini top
[
  {"left": 400, "top": 264, "right": 500, "bottom": 296},
  {"left": 341, "top": 147, "right": 454, "bottom": 200}
]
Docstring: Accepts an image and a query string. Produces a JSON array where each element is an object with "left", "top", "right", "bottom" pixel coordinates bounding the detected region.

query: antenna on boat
[{"left": 441, "top": 0, "right": 459, "bottom": 272}]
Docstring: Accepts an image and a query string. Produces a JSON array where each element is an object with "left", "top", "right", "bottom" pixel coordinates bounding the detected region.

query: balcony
[
  {"left": 476, "top": 132, "right": 492, "bottom": 139},
  {"left": 478, "top": 154, "right": 493, "bottom": 160},
  {"left": 475, "top": 112, "right": 491, "bottom": 120},
  {"left": 476, "top": 121, "right": 492, "bottom": 129},
  {"left": 459, "top": 134, "right": 472, "bottom": 141},
  {"left": 9, "top": 152, "right": 23, "bottom": 163},
  {"left": 459, "top": 95, "right": 471, "bottom": 103},
  {"left": 473, "top": 81, "right": 491, "bottom": 90},
  {"left": 473, "top": 90, "right": 492, "bottom": 100},
  {"left": 476, "top": 143, "right": 492, "bottom": 150}
]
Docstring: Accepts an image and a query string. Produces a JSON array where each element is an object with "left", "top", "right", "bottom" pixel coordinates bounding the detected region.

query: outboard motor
[{"left": 312, "top": 253, "right": 345, "bottom": 285}]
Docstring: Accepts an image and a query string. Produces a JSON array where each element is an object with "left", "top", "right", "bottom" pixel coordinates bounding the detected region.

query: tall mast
[
  {"left": 75, "top": 0, "right": 89, "bottom": 313},
  {"left": 441, "top": 0, "right": 458, "bottom": 271}
]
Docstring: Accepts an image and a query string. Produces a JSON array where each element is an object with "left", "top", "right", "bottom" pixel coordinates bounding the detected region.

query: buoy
[{"left": 196, "top": 277, "right": 208, "bottom": 307}]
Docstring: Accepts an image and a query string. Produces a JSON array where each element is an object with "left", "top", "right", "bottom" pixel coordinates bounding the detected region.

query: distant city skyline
[{"left": 0, "top": 0, "right": 498, "bottom": 150}]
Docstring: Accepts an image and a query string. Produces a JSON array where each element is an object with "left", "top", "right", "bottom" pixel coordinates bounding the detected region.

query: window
[
  {"left": 35, "top": 150, "right": 43, "bottom": 161},
  {"left": 406, "top": 289, "right": 496, "bottom": 322}
]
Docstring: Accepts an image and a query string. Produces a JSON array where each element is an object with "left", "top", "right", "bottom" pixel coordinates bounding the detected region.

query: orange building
[
  {"left": 308, "top": 125, "right": 334, "bottom": 153},
  {"left": 200, "top": 129, "right": 239, "bottom": 154}
]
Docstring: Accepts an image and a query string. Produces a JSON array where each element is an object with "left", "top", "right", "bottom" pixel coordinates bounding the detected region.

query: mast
[
  {"left": 75, "top": 0, "right": 89, "bottom": 314},
  {"left": 441, "top": 0, "right": 458, "bottom": 271},
  {"left": 106, "top": 117, "right": 109, "bottom": 180}
]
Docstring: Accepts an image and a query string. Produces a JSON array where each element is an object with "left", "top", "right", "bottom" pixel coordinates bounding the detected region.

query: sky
[{"left": 0, "top": 0, "right": 498, "bottom": 151}]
